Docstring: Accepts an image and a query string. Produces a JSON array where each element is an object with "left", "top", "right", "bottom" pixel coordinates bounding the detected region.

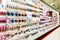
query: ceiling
[{"left": 42, "top": 0, "right": 60, "bottom": 12}]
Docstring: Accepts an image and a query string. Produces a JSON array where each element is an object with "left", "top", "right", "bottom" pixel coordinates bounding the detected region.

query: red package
[
  {"left": 0, "top": 11, "right": 6, "bottom": 15},
  {"left": 0, "top": 18, "right": 6, "bottom": 23},
  {"left": 0, "top": 26, "right": 6, "bottom": 32}
]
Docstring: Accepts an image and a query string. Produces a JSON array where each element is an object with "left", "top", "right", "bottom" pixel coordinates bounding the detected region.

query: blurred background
[
  {"left": 42, "top": 0, "right": 60, "bottom": 11},
  {"left": 42, "top": 0, "right": 60, "bottom": 24},
  {"left": 41, "top": 0, "right": 60, "bottom": 40}
]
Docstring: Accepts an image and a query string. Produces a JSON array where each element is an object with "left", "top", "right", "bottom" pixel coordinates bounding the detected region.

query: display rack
[{"left": 0, "top": 0, "right": 59, "bottom": 40}]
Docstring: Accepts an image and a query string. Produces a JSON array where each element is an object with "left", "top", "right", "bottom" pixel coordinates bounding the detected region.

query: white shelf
[
  {"left": 7, "top": 2, "right": 41, "bottom": 12},
  {"left": 0, "top": 23, "right": 6, "bottom": 26},
  {"left": 27, "top": 24, "right": 59, "bottom": 40},
  {"left": 0, "top": 9, "right": 6, "bottom": 12},
  {"left": 17, "top": 0, "right": 38, "bottom": 8},
  {"left": 0, "top": 0, "right": 59, "bottom": 40}
]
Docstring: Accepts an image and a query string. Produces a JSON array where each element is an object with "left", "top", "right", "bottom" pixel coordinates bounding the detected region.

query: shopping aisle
[
  {"left": 42, "top": 27, "right": 60, "bottom": 40},
  {"left": 0, "top": 0, "right": 59, "bottom": 40}
]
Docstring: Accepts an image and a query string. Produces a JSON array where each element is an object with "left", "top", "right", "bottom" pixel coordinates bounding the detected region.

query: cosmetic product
[
  {"left": 15, "top": 20, "right": 18, "bottom": 22},
  {"left": 6, "top": 34, "right": 10, "bottom": 38},
  {"left": 0, "top": 12, "right": 6, "bottom": 16},
  {"left": 15, "top": 33, "right": 17, "bottom": 35},
  {"left": 11, "top": 12, "right": 14, "bottom": 16},
  {"left": 0, "top": 20, "right": 6, "bottom": 23},
  {"left": 0, "top": 17, "right": 6, "bottom": 23},
  {"left": 0, "top": 26, "right": 6, "bottom": 32},
  {"left": 19, "top": 20, "right": 21, "bottom": 22},
  {"left": 1, "top": 34, "right": 6, "bottom": 40},
  {"left": 10, "top": 19, "right": 14, "bottom": 23},
  {"left": 22, "top": 14, "right": 24, "bottom": 16},
  {"left": 0, "top": 26, "right": 3, "bottom": 32},
  {"left": 7, "top": 12, "right": 11, "bottom": 16},
  {"left": 17, "top": 26, "right": 20, "bottom": 30},
  {"left": 32, "top": 14, "right": 36, "bottom": 17},
  {"left": 15, "top": 12, "right": 18, "bottom": 16},
  {"left": 3, "top": 26, "right": 6, "bottom": 32},
  {"left": 6, "top": 34, "right": 10, "bottom": 40},
  {"left": 25, "top": 14, "right": 27, "bottom": 16},
  {"left": 31, "top": 32, "right": 38, "bottom": 36},
  {"left": 19, "top": 13, "right": 22, "bottom": 16},
  {"left": 9, "top": 26, "right": 13, "bottom": 30},
  {"left": 11, "top": 35, "right": 14, "bottom": 37},
  {"left": 13, "top": 26, "right": 16, "bottom": 30}
]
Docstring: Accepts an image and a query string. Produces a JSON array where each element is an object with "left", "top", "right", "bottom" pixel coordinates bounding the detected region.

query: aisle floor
[{"left": 43, "top": 27, "right": 60, "bottom": 40}]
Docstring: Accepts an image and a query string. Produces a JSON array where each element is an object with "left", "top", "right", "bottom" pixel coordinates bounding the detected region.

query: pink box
[
  {"left": 1, "top": 34, "right": 6, "bottom": 40},
  {"left": 0, "top": 26, "right": 6, "bottom": 32},
  {"left": 0, "top": 18, "right": 6, "bottom": 23}
]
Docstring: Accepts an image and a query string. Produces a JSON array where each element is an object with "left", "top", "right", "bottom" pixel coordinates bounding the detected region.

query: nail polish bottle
[
  {"left": 22, "top": 20, "right": 24, "bottom": 22},
  {"left": 7, "top": 12, "right": 11, "bottom": 16},
  {"left": 24, "top": 20, "right": 26, "bottom": 22},
  {"left": 15, "top": 20, "right": 18, "bottom": 22},
  {"left": 15, "top": 12, "right": 18, "bottom": 16},
  {"left": 14, "top": 26, "right": 16, "bottom": 30},
  {"left": 17, "top": 26, "right": 20, "bottom": 30},
  {"left": 19, "top": 14, "right": 21, "bottom": 16},
  {"left": 3, "top": 26, "right": 6, "bottom": 32},
  {"left": 19, "top": 20, "right": 21, "bottom": 22},
  {"left": 6, "top": 34, "right": 10, "bottom": 40},
  {"left": 1, "top": 26, "right": 3, "bottom": 32},
  {"left": 10, "top": 27, "right": 13, "bottom": 30},
  {"left": 24, "top": 14, "right": 26, "bottom": 17},
  {"left": 22, "top": 14, "right": 24, "bottom": 16},
  {"left": 10, "top": 19, "right": 14, "bottom": 23},
  {"left": 11, "top": 12, "right": 14, "bottom": 16}
]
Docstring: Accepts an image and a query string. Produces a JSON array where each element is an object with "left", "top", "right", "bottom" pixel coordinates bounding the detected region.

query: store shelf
[
  {"left": 16, "top": 0, "right": 39, "bottom": 8},
  {"left": 27, "top": 24, "right": 59, "bottom": 40},
  {"left": 7, "top": 1, "right": 42, "bottom": 12},
  {"left": 0, "top": 0, "right": 59, "bottom": 40}
]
